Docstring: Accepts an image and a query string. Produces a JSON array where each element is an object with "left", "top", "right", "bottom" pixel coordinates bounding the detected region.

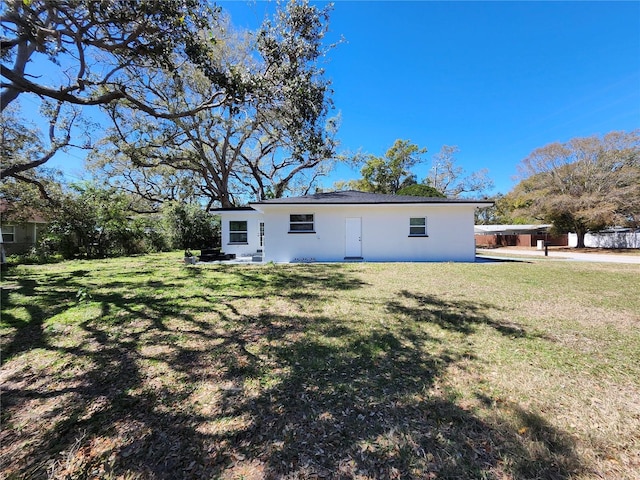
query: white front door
[{"left": 345, "top": 217, "right": 362, "bottom": 258}]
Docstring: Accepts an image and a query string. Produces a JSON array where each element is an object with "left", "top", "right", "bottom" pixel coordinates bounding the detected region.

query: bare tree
[
  {"left": 508, "top": 130, "right": 640, "bottom": 247},
  {"left": 88, "top": 150, "right": 202, "bottom": 213},
  {"left": 426, "top": 145, "right": 493, "bottom": 198}
]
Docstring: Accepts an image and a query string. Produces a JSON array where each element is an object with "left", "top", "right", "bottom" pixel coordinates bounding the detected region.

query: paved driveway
[{"left": 476, "top": 248, "right": 640, "bottom": 265}]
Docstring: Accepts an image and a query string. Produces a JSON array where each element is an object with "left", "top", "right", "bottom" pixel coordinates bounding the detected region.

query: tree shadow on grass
[
  {"left": 388, "top": 289, "right": 545, "bottom": 339},
  {"left": 1, "top": 278, "right": 75, "bottom": 358},
  {"left": 1, "top": 262, "right": 584, "bottom": 479},
  {"left": 0, "top": 263, "right": 369, "bottom": 478},
  {"left": 200, "top": 263, "right": 368, "bottom": 298},
  {"left": 210, "top": 321, "right": 584, "bottom": 479}
]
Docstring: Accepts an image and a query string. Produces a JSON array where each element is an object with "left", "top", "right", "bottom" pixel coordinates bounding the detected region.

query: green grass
[{"left": 1, "top": 253, "right": 639, "bottom": 479}]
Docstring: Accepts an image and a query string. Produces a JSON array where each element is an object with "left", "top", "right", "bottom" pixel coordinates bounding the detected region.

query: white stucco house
[{"left": 212, "top": 190, "right": 493, "bottom": 263}]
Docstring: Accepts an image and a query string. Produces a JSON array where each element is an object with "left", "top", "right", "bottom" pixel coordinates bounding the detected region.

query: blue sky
[
  {"left": 44, "top": 0, "right": 640, "bottom": 196},
  {"left": 225, "top": 0, "right": 640, "bottom": 195}
]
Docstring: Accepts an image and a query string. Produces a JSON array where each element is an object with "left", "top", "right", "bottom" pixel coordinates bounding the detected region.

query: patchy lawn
[{"left": 1, "top": 254, "right": 639, "bottom": 479}]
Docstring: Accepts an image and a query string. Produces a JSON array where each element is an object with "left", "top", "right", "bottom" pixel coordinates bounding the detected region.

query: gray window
[
  {"left": 259, "top": 222, "right": 264, "bottom": 247},
  {"left": 229, "top": 221, "right": 248, "bottom": 243},
  {"left": 289, "top": 214, "right": 314, "bottom": 233},
  {"left": 1, "top": 225, "right": 15, "bottom": 243},
  {"left": 409, "top": 217, "right": 427, "bottom": 236}
]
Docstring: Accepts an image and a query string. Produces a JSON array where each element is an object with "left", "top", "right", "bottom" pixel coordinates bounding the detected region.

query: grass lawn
[{"left": 1, "top": 253, "right": 639, "bottom": 479}]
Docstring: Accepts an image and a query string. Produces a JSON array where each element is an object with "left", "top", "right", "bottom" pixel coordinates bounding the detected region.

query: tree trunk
[{"left": 575, "top": 230, "right": 586, "bottom": 248}]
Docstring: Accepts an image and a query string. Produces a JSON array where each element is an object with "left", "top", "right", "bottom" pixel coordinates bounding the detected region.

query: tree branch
[{"left": 11, "top": 173, "right": 52, "bottom": 201}]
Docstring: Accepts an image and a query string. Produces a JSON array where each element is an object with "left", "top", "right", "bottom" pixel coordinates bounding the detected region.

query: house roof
[
  {"left": 474, "top": 224, "right": 552, "bottom": 234},
  {"left": 0, "top": 200, "right": 48, "bottom": 223},
  {"left": 251, "top": 190, "right": 493, "bottom": 206},
  {"left": 210, "top": 206, "right": 256, "bottom": 213}
]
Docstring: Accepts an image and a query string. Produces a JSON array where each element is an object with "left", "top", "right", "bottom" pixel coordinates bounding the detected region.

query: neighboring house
[
  {"left": 0, "top": 204, "right": 48, "bottom": 256},
  {"left": 213, "top": 190, "right": 493, "bottom": 263},
  {"left": 474, "top": 224, "right": 568, "bottom": 248}
]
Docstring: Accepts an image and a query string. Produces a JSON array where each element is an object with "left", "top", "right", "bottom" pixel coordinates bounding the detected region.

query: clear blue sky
[
  {"left": 225, "top": 0, "right": 640, "bottom": 195},
  {"left": 45, "top": 0, "right": 640, "bottom": 196}
]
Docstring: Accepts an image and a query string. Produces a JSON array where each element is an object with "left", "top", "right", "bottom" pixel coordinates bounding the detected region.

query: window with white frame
[
  {"left": 229, "top": 221, "right": 248, "bottom": 243},
  {"left": 289, "top": 214, "right": 314, "bottom": 233},
  {"left": 259, "top": 222, "right": 264, "bottom": 247},
  {"left": 1, "top": 225, "right": 15, "bottom": 243},
  {"left": 409, "top": 217, "right": 428, "bottom": 236}
]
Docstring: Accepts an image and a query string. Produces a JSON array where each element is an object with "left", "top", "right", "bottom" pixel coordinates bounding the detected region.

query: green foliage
[
  {"left": 0, "top": 102, "right": 78, "bottom": 197},
  {"left": 5, "top": 249, "right": 63, "bottom": 266},
  {"left": 0, "top": 104, "right": 43, "bottom": 169},
  {"left": 475, "top": 193, "right": 531, "bottom": 225},
  {"left": 1, "top": 0, "right": 223, "bottom": 111},
  {"left": 1, "top": 0, "right": 224, "bottom": 186},
  {"left": 44, "top": 183, "right": 168, "bottom": 259},
  {"left": 76, "top": 287, "right": 92, "bottom": 303},
  {"left": 101, "top": 0, "right": 337, "bottom": 208},
  {"left": 342, "top": 139, "right": 427, "bottom": 194},
  {"left": 397, "top": 184, "right": 445, "bottom": 198},
  {"left": 162, "top": 202, "right": 220, "bottom": 253},
  {"left": 339, "top": 140, "right": 493, "bottom": 198}
]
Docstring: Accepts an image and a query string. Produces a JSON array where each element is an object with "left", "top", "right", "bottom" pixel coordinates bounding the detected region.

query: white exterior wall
[
  {"left": 260, "top": 204, "right": 477, "bottom": 263},
  {"left": 217, "top": 210, "right": 263, "bottom": 257},
  {"left": 568, "top": 232, "right": 640, "bottom": 249}
]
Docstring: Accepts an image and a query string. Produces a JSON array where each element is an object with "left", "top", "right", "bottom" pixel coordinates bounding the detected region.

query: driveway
[{"left": 476, "top": 247, "right": 640, "bottom": 265}]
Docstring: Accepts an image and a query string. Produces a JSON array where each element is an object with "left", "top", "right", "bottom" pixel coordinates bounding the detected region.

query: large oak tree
[
  {"left": 1, "top": 0, "right": 226, "bottom": 185},
  {"left": 507, "top": 130, "right": 640, "bottom": 247},
  {"left": 96, "top": 1, "right": 337, "bottom": 209},
  {"left": 1, "top": 0, "right": 224, "bottom": 113}
]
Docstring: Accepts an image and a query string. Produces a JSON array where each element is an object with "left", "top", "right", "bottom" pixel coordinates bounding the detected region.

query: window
[
  {"left": 289, "top": 214, "right": 314, "bottom": 233},
  {"left": 409, "top": 217, "right": 427, "bottom": 236},
  {"left": 229, "top": 221, "right": 248, "bottom": 243},
  {"left": 1, "top": 225, "right": 15, "bottom": 243},
  {"left": 259, "top": 222, "right": 264, "bottom": 247}
]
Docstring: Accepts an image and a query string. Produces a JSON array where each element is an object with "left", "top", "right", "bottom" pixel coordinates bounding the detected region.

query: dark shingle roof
[
  {"left": 252, "top": 190, "right": 493, "bottom": 205},
  {"left": 210, "top": 206, "right": 256, "bottom": 212}
]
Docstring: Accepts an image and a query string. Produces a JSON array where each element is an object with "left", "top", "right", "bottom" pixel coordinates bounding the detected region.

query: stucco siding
[
  {"left": 218, "top": 211, "right": 263, "bottom": 257},
  {"left": 261, "top": 204, "right": 477, "bottom": 263}
]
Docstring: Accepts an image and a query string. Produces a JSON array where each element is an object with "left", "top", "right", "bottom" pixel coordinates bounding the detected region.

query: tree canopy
[
  {"left": 336, "top": 140, "right": 425, "bottom": 194},
  {"left": 506, "top": 130, "right": 640, "bottom": 247},
  {"left": 337, "top": 140, "right": 493, "bottom": 198},
  {"left": 96, "top": 1, "right": 337, "bottom": 208},
  {"left": 2, "top": 0, "right": 337, "bottom": 209},
  {"left": 396, "top": 184, "right": 445, "bottom": 198},
  {"left": 1, "top": 0, "right": 225, "bottom": 115},
  {"left": 0, "top": 98, "right": 94, "bottom": 189},
  {"left": 425, "top": 145, "right": 493, "bottom": 198},
  {"left": 1, "top": 0, "right": 229, "bottom": 187}
]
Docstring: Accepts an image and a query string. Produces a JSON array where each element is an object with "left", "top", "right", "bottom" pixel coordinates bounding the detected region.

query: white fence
[{"left": 568, "top": 231, "right": 640, "bottom": 249}]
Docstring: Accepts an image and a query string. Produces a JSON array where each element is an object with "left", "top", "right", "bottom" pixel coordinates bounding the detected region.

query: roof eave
[{"left": 250, "top": 200, "right": 494, "bottom": 208}]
